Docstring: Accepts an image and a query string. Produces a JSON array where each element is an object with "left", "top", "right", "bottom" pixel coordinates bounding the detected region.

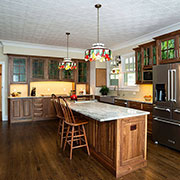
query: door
[
  {"left": 171, "top": 63, "right": 180, "bottom": 122},
  {"left": 153, "top": 64, "right": 171, "bottom": 119},
  {"left": 153, "top": 64, "right": 171, "bottom": 107}
]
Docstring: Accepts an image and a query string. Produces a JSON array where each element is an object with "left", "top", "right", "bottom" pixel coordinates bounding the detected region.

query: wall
[
  {"left": 0, "top": 65, "right": 1, "bottom": 111},
  {"left": 0, "top": 45, "right": 8, "bottom": 120}
]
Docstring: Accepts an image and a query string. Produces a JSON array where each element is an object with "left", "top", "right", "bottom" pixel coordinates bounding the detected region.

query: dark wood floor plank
[{"left": 0, "top": 120, "right": 180, "bottom": 180}]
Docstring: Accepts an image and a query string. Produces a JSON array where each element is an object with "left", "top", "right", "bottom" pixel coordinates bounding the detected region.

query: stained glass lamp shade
[
  {"left": 85, "top": 4, "right": 112, "bottom": 62},
  {"left": 58, "top": 32, "right": 77, "bottom": 70}
]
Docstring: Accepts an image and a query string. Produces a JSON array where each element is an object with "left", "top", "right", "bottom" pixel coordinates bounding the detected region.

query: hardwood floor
[{"left": 0, "top": 120, "right": 180, "bottom": 180}]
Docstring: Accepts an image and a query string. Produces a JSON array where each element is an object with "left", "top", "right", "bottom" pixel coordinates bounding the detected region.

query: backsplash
[{"left": 109, "top": 84, "right": 153, "bottom": 102}]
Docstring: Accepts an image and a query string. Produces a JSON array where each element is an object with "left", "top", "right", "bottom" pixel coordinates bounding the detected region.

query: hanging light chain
[
  {"left": 95, "top": 4, "right": 101, "bottom": 44},
  {"left": 66, "top": 32, "right": 70, "bottom": 59}
]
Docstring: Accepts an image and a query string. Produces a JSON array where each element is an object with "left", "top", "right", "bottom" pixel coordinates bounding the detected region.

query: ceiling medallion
[
  {"left": 58, "top": 32, "right": 77, "bottom": 70},
  {"left": 85, "top": 4, "right": 112, "bottom": 62}
]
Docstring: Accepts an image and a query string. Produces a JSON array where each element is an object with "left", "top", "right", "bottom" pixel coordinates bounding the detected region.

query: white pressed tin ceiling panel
[{"left": 0, "top": 0, "right": 180, "bottom": 49}]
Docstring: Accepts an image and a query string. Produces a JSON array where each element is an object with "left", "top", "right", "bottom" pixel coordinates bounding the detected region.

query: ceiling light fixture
[
  {"left": 85, "top": 4, "right": 112, "bottom": 62},
  {"left": 58, "top": 32, "right": 77, "bottom": 70}
]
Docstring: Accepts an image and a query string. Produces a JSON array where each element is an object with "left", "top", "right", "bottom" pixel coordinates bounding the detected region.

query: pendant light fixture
[
  {"left": 85, "top": 4, "right": 112, "bottom": 62},
  {"left": 58, "top": 32, "right": 77, "bottom": 70}
]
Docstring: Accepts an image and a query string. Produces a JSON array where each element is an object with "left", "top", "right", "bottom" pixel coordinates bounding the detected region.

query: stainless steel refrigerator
[{"left": 153, "top": 63, "right": 180, "bottom": 151}]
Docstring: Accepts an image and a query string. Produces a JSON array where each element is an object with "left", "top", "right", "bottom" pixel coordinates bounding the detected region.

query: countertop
[
  {"left": 114, "top": 97, "right": 153, "bottom": 104},
  {"left": 8, "top": 94, "right": 93, "bottom": 99},
  {"left": 69, "top": 101, "right": 149, "bottom": 122}
]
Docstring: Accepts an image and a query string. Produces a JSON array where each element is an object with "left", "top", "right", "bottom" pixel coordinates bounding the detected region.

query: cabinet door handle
[{"left": 154, "top": 117, "right": 180, "bottom": 126}]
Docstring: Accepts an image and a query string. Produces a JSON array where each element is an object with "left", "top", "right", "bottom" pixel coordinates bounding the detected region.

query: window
[
  {"left": 122, "top": 55, "right": 136, "bottom": 87},
  {"left": 109, "top": 60, "right": 119, "bottom": 86},
  {"left": 108, "top": 53, "right": 138, "bottom": 91}
]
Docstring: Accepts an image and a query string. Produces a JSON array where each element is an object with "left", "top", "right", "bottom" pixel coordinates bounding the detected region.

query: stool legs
[
  {"left": 82, "top": 125, "right": 90, "bottom": 156},
  {"left": 70, "top": 126, "right": 74, "bottom": 160}
]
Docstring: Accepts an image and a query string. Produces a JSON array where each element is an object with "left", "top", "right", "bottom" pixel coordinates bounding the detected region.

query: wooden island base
[{"left": 83, "top": 115, "right": 147, "bottom": 178}]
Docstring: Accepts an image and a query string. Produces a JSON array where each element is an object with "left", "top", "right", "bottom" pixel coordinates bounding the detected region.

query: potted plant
[{"left": 99, "top": 86, "right": 109, "bottom": 96}]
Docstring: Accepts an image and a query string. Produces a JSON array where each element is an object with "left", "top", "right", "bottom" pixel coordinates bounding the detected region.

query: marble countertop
[
  {"left": 114, "top": 97, "right": 153, "bottom": 104},
  {"left": 69, "top": 101, "right": 149, "bottom": 122}
]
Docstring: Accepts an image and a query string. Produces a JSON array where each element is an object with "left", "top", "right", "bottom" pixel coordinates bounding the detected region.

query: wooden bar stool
[
  {"left": 59, "top": 97, "right": 90, "bottom": 160},
  {"left": 52, "top": 94, "right": 67, "bottom": 148}
]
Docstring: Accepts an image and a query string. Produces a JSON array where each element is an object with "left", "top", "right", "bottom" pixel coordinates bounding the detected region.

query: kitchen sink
[{"left": 99, "top": 96, "right": 116, "bottom": 104}]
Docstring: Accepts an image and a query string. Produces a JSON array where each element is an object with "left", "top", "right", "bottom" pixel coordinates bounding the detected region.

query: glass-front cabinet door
[
  {"left": 32, "top": 58, "right": 44, "bottom": 79},
  {"left": 10, "top": 56, "right": 27, "bottom": 83},
  {"left": 160, "top": 38, "right": 176, "bottom": 61},
  {"left": 78, "top": 62, "right": 87, "bottom": 83},
  {"left": 134, "top": 48, "right": 142, "bottom": 84},
  {"left": 48, "top": 60, "right": 59, "bottom": 80},
  {"left": 62, "top": 69, "right": 74, "bottom": 81}
]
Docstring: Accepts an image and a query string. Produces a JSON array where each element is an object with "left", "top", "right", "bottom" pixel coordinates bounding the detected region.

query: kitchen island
[{"left": 69, "top": 101, "right": 149, "bottom": 178}]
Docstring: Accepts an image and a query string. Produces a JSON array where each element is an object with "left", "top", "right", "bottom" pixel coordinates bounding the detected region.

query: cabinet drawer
[
  {"left": 34, "top": 103, "right": 43, "bottom": 108},
  {"left": 34, "top": 108, "right": 43, "bottom": 112},
  {"left": 33, "top": 99, "right": 43, "bottom": 104},
  {"left": 129, "top": 102, "right": 142, "bottom": 110},
  {"left": 143, "top": 103, "right": 153, "bottom": 112},
  {"left": 34, "top": 112, "right": 43, "bottom": 117},
  {"left": 114, "top": 99, "right": 128, "bottom": 107}
]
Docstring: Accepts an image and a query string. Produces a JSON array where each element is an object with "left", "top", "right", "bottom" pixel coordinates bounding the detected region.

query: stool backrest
[
  {"left": 59, "top": 97, "right": 75, "bottom": 124},
  {"left": 52, "top": 95, "right": 64, "bottom": 119}
]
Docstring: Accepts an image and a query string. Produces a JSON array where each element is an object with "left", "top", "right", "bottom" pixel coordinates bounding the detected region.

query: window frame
[{"left": 107, "top": 52, "right": 139, "bottom": 91}]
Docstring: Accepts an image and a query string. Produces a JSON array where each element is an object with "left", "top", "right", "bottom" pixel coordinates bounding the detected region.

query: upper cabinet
[
  {"left": 31, "top": 58, "right": 45, "bottom": 80},
  {"left": 134, "top": 47, "right": 142, "bottom": 84},
  {"left": 140, "top": 41, "right": 156, "bottom": 69},
  {"left": 48, "top": 59, "right": 60, "bottom": 80},
  {"left": 9, "top": 56, "right": 28, "bottom": 84},
  {"left": 154, "top": 30, "right": 180, "bottom": 64},
  {"left": 77, "top": 61, "right": 89, "bottom": 83},
  {"left": 61, "top": 69, "right": 74, "bottom": 81}
]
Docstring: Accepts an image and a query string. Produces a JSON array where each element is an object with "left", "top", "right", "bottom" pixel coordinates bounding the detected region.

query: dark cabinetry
[
  {"left": 48, "top": 59, "right": 60, "bottom": 80},
  {"left": 31, "top": 58, "right": 45, "bottom": 79},
  {"left": 77, "top": 61, "right": 88, "bottom": 83}
]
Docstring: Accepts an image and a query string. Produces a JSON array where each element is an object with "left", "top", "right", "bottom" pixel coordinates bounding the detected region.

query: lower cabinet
[
  {"left": 9, "top": 97, "right": 57, "bottom": 123},
  {"left": 9, "top": 98, "right": 33, "bottom": 122}
]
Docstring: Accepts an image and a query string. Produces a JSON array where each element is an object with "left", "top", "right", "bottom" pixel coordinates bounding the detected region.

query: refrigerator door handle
[
  {"left": 172, "top": 69, "right": 176, "bottom": 102},
  {"left": 174, "top": 109, "right": 180, "bottom": 113},
  {"left": 154, "top": 117, "right": 180, "bottom": 127},
  {"left": 171, "top": 69, "right": 173, "bottom": 102},
  {"left": 154, "top": 106, "right": 171, "bottom": 112},
  {"left": 168, "top": 69, "right": 171, "bottom": 101}
]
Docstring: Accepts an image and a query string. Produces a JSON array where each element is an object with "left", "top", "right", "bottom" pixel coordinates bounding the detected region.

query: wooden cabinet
[
  {"left": 9, "top": 97, "right": 56, "bottom": 123},
  {"left": 129, "top": 101, "right": 142, "bottom": 110},
  {"left": 96, "top": 68, "right": 107, "bottom": 87},
  {"left": 154, "top": 30, "right": 180, "bottom": 64},
  {"left": 140, "top": 41, "right": 156, "bottom": 69},
  {"left": 121, "top": 116, "right": 145, "bottom": 166},
  {"left": 77, "top": 61, "right": 89, "bottom": 83},
  {"left": 31, "top": 58, "right": 45, "bottom": 80},
  {"left": 43, "top": 98, "right": 56, "bottom": 119},
  {"left": 114, "top": 99, "right": 128, "bottom": 107},
  {"left": 9, "top": 56, "right": 28, "bottom": 84},
  {"left": 134, "top": 47, "right": 142, "bottom": 84},
  {"left": 9, "top": 98, "right": 32, "bottom": 122},
  {"left": 142, "top": 103, "right": 153, "bottom": 134},
  {"left": 48, "top": 59, "right": 60, "bottom": 80},
  {"left": 61, "top": 69, "right": 75, "bottom": 81}
]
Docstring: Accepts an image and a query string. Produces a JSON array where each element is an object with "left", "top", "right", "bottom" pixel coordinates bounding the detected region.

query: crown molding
[
  {"left": 112, "top": 22, "right": 180, "bottom": 51},
  {"left": 0, "top": 40, "right": 84, "bottom": 53}
]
